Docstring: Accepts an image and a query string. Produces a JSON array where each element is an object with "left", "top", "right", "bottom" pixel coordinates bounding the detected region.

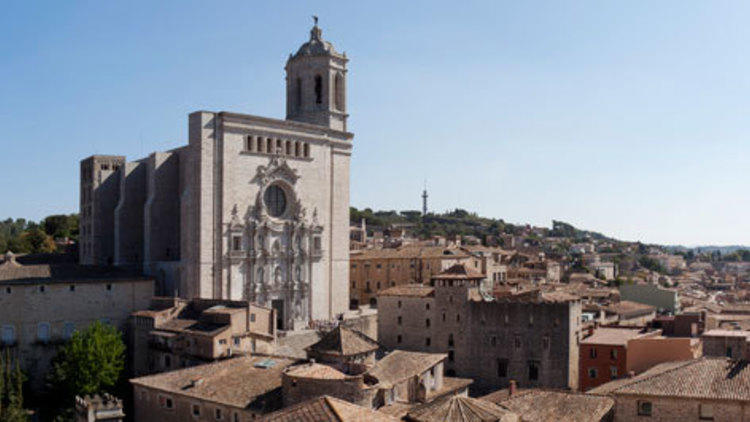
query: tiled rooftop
[
  {"left": 581, "top": 327, "right": 652, "bottom": 346},
  {"left": 481, "top": 389, "right": 614, "bottom": 422},
  {"left": 588, "top": 357, "right": 750, "bottom": 401},
  {"left": 406, "top": 395, "right": 519, "bottom": 422},
  {"left": 367, "top": 350, "right": 446, "bottom": 386},
  {"left": 261, "top": 395, "right": 398, "bottom": 421},
  {"left": 306, "top": 326, "right": 379, "bottom": 357},
  {"left": 130, "top": 355, "right": 297, "bottom": 409}
]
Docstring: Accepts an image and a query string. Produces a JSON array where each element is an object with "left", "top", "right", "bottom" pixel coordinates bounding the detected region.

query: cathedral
[{"left": 78, "top": 22, "right": 352, "bottom": 330}]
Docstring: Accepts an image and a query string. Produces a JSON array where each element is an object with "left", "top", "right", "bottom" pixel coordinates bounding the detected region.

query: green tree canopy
[{"left": 45, "top": 322, "right": 125, "bottom": 413}]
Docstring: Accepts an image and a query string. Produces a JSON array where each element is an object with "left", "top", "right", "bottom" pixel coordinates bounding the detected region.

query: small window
[
  {"left": 589, "top": 348, "right": 597, "bottom": 359},
  {"left": 106, "top": 284, "right": 112, "bottom": 291},
  {"left": 442, "top": 313, "right": 446, "bottom": 322},
  {"left": 425, "top": 337, "right": 431, "bottom": 346},
  {"left": 610, "top": 348, "right": 618, "bottom": 359},
  {"left": 295, "top": 142, "right": 300, "bottom": 157},
  {"left": 528, "top": 361, "right": 539, "bottom": 381},
  {"left": 426, "top": 303, "right": 430, "bottom": 310},
  {"left": 219, "top": 339, "right": 227, "bottom": 345},
  {"left": 37, "top": 322, "right": 50, "bottom": 342},
  {"left": 233, "top": 413, "right": 240, "bottom": 422},
  {"left": 5, "top": 287, "right": 9, "bottom": 294},
  {"left": 266, "top": 138, "right": 273, "bottom": 153},
  {"left": 448, "top": 334, "right": 454, "bottom": 347},
  {"left": 398, "top": 301, "right": 402, "bottom": 308},
  {"left": 515, "top": 336, "right": 521, "bottom": 349},
  {"left": 637, "top": 401, "right": 652, "bottom": 416},
  {"left": 232, "top": 236, "right": 242, "bottom": 251},
  {"left": 588, "top": 368, "right": 598, "bottom": 379},
  {"left": 303, "top": 143, "right": 310, "bottom": 158},
  {"left": 397, "top": 316, "right": 402, "bottom": 325},
  {"left": 1, "top": 325, "right": 15, "bottom": 344},
  {"left": 39, "top": 285, "right": 45, "bottom": 293},
  {"left": 314, "top": 75, "right": 323, "bottom": 104},
  {"left": 699, "top": 404, "right": 714, "bottom": 420},
  {"left": 497, "top": 358, "right": 508, "bottom": 377},
  {"left": 257, "top": 137, "right": 263, "bottom": 152},
  {"left": 246, "top": 136, "right": 253, "bottom": 152},
  {"left": 69, "top": 284, "right": 75, "bottom": 292},
  {"left": 164, "top": 355, "right": 171, "bottom": 368},
  {"left": 397, "top": 335, "right": 402, "bottom": 344},
  {"left": 63, "top": 322, "right": 75, "bottom": 339},
  {"left": 313, "top": 236, "right": 322, "bottom": 252},
  {"left": 192, "top": 404, "right": 201, "bottom": 417},
  {"left": 543, "top": 336, "right": 550, "bottom": 350},
  {"left": 610, "top": 366, "right": 618, "bottom": 379},
  {"left": 234, "top": 337, "right": 240, "bottom": 346},
  {"left": 456, "top": 314, "right": 461, "bottom": 322},
  {"left": 426, "top": 319, "right": 430, "bottom": 328},
  {"left": 491, "top": 336, "right": 496, "bottom": 346},
  {"left": 529, "top": 314, "right": 534, "bottom": 325},
  {"left": 448, "top": 350, "right": 455, "bottom": 362},
  {"left": 215, "top": 408, "right": 222, "bottom": 420},
  {"left": 285, "top": 140, "right": 291, "bottom": 155},
  {"left": 250, "top": 313, "right": 256, "bottom": 322}
]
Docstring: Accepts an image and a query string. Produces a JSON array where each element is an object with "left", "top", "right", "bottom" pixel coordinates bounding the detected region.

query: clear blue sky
[{"left": 1, "top": 1, "right": 748, "bottom": 246}]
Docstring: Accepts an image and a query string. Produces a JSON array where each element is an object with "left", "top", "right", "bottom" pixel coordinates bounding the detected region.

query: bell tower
[{"left": 285, "top": 17, "right": 348, "bottom": 132}]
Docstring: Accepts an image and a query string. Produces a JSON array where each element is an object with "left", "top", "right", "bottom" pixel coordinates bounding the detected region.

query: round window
[{"left": 264, "top": 185, "right": 287, "bottom": 217}]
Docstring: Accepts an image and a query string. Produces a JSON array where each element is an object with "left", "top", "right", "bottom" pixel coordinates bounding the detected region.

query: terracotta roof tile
[
  {"left": 378, "top": 284, "right": 435, "bottom": 298},
  {"left": 407, "top": 395, "right": 519, "bottom": 422},
  {"left": 306, "top": 326, "right": 379, "bottom": 357},
  {"left": 481, "top": 389, "right": 614, "bottom": 422},
  {"left": 367, "top": 350, "right": 446, "bottom": 386},
  {"left": 261, "top": 395, "right": 398, "bottom": 421}
]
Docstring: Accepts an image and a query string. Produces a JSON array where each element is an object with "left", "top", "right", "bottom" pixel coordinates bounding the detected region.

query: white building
[{"left": 79, "top": 22, "right": 352, "bottom": 330}]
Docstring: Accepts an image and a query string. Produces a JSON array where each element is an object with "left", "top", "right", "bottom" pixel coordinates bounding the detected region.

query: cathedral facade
[{"left": 78, "top": 23, "right": 352, "bottom": 329}]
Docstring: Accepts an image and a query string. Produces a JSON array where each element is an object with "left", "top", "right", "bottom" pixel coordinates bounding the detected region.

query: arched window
[
  {"left": 334, "top": 73, "right": 344, "bottom": 110},
  {"left": 266, "top": 138, "right": 273, "bottom": 153},
  {"left": 303, "top": 143, "right": 310, "bottom": 158},
  {"left": 295, "top": 266, "right": 302, "bottom": 281},
  {"left": 295, "top": 142, "right": 300, "bottom": 157},
  {"left": 37, "top": 322, "right": 50, "bottom": 342},
  {"left": 256, "top": 137, "right": 263, "bottom": 152},
  {"left": 285, "top": 140, "right": 291, "bottom": 155},
  {"left": 314, "top": 75, "right": 323, "bottom": 104},
  {"left": 257, "top": 267, "right": 264, "bottom": 284},
  {"left": 246, "top": 136, "right": 253, "bottom": 151},
  {"left": 295, "top": 77, "right": 302, "bottom": 108}
]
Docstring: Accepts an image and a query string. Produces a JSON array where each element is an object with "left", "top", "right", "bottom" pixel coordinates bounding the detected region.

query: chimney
[
  {"left": 4, "top": 251, "right": 16, "bottom": 265},
  {"left": 509, "top": 380, "right": 517, "bottom": 396},
  {"left": 628, "top": 370, "right": 635, "bottom": 378}
]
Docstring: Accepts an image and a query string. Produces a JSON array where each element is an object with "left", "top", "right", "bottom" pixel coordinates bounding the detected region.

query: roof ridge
[{"left": 323, "top": 396, "right": 345, "bottom": 422}]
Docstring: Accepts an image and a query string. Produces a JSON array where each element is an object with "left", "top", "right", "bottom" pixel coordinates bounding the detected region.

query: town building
[
  {"left": 129, "top": 297, "right": 276, "bottom": 376},
  {"left": 589, "top": 357, "right": 750, "bottom": 421},
  {"left": 601, "top": 301, "right": 656, "bottom": 326},
  {"left": 130, "top": 355, "right": 297, "bottom": 421},
  {"left": 619, "top": 283, "right": 680, "bottom": 314},
  {"left": 578, "top": 327, "right": 660, "bottom": 391},
  {"left": 79, "top": 21, "right": 353, "bottom": 329},
  {"left": 0, "top": 252, "right": 153, "bottom": 389},
  {"left": 349, "top": 246, "right": 479, "bottom": 308},
  {"left": 377, "top": 264, "right": 582, "bottom": 392}
]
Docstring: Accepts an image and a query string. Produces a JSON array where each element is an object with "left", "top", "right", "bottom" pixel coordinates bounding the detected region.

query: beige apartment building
[
  {"left": 0, "top": 252, "right": 153, "bottom": 389},
  {"left": 349, "top": 246, "right": 479, "bottom": 307},
  {"left": 129, "top": 297, "right": 276, "bottom": 376}
]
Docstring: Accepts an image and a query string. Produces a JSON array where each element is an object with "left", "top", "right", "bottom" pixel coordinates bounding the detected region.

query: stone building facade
[
  {"left": 377, "top": 264, "right": 581, "bottom": 392},
  {"left": 79, "top": 23, "right": 353, "bottom": 329},
  {"left": 0, "top": 252, "right": 153, "bottom": 389}
]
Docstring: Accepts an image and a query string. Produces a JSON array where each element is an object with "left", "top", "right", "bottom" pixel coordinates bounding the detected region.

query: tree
[
  {"left": 45, "top": 322, "right": 125, "bottom": 415},
  {"left": 0, "top": 350, "right": 28, "bottom": 421}
]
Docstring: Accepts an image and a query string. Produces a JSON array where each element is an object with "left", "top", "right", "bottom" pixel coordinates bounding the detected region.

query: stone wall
[
  {"left": 0, "top": 278, "right": 153, "bottom": 389},
  {"left": 613, "top": 395, "right": 749, "bottom": 422}
]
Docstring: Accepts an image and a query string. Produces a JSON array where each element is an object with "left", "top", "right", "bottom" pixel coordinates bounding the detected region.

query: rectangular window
[
  {"left": 232, "top": 236, "right": 242, "bottom": 251},
  {"left": 2, "top": 325, "right": 15, "bottom": 344},
  {"left": 234, "top": 337, "right": 240, "bottom": 346},
  {"left": 610, "top": 348, "right": 618, "bottom": 359},
  {"left": 528, "top": 361, "right": 539, "bottom": 381},
  {"left": 588, "top": 368, "right": 598, "bottom": 379},
  {"left": 637, "top": 401, "right": 652, "bottom": 416},
  {"left": 699, "top": 404, "right": 714, "bottom": 420},
  {"left": 250, "top": 313, "right": 256, "bottom": 322},
  {"left": 397, "top": 316, "right": 402, "bottom": 325},
  {"left": 37, "top": 323, "right": 50, "bottom": 342},
  {"left": 426, "top": 337, "right": 431, "bottom": 346},
  {"left": 215, "top": 408, "right": 222, "bottom": 420},
  {"left": 514, "top": 336, "right": 521, "bottom": 349},
  {"left": 159, "top": 395, "right": 174, "bottom": 410},
  {"left": 497, "top": 358, "right": 508, "bottom": 377},
  {"left": 542, "top": 336, "right": 550, "bottom": 350},
  {"left": 397, "top": 335, "right": 402, "bottom": 344},
  {"left": 589, "top": 348, "right": 597, "bottom": 359},
  {"left": 192, "top": 404, "right": 201, "bottom": 416},
  {"left": 610, "top": 366, "right": 618, "bottom": 379}
]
